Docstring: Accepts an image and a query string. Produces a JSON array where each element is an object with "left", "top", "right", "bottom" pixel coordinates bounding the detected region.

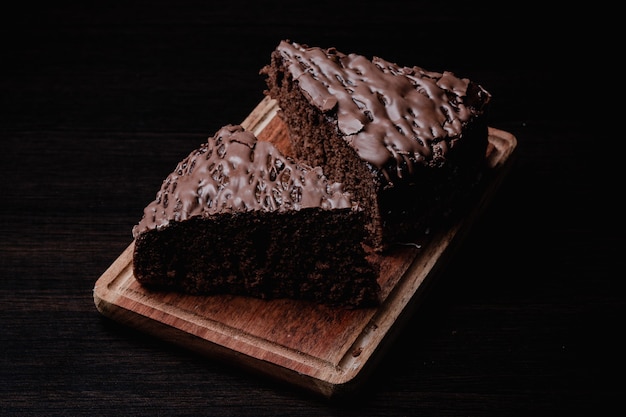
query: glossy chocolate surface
[
  {"left": 133, "top": 124, "right": 354, "bottom": 236},
  {"left": 275, "top": 41, "right": 491, "bottom": 180}
]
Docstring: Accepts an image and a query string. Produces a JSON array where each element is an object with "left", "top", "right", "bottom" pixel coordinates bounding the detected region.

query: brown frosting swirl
[{"left": 133, "top": 124, "right": 355, "bottom": 237}]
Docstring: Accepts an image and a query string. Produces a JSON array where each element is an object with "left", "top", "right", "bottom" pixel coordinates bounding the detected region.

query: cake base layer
[
  {"left": 133, "top": 209, "right": 380, "bottom": 307},
  {"left": 93, "top": 96, "right": 517, "bottom": 398}
]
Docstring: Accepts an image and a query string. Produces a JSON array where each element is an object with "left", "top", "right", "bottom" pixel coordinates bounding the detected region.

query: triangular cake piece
[
  {"left": 261, "top": 40, "right": 492, "bottom": 251},
  {"left": 132, "top": 124, "right": 380, "bottom": 307}
]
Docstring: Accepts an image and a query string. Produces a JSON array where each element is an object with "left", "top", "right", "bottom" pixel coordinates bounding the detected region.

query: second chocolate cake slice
[
  {"left": 261, "top": 40, "right": 492, "bottom": 252},
  {"left": 132, "top": 124, "right": 380, "bottom": 307}
]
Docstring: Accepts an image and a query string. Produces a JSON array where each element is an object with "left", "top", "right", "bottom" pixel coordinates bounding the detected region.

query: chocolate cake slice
[
  {"left": 261, "top": 40, "right": 492, "bottom": 251},
  {"left": 132, "top": 124, "right": 380, "bottom": 307}
]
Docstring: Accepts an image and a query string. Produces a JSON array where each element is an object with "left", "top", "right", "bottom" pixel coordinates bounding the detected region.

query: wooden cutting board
[{"left": 93, "top": 96, "right": 517, "bottom": 398}]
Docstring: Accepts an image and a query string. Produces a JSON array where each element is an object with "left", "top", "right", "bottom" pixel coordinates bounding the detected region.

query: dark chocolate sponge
[
  {"left": 132, "top": 124, "right": 380, "bottom": 307},
  {"left": 261, "top": 40, "right": 492, "bottom": 251}
]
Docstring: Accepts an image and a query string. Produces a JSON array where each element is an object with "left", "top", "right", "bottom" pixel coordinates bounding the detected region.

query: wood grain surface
[{"left": 94, "top": 96, "right": 518, "bottom": 397}]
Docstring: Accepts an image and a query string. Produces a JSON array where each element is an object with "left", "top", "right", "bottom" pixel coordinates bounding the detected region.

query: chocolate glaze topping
[
  {"left": 276, "top": 41, "right": 491, "bottom": 181},
  {"left": 133, "top": 124, "right": 355, "bottom": 237}
]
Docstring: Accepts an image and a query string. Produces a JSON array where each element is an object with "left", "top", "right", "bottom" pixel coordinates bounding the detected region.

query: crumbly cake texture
[
  {"left": 261, "top": 40, "right": 492, "bottom": 251},
  {"left": 132, "top": 124, "right": 381, "bottom": 307}
]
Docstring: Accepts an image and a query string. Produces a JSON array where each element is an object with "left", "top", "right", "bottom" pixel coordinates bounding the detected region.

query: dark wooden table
[{"left": 2, "top": 1, "right": 621, "bottom": 416}]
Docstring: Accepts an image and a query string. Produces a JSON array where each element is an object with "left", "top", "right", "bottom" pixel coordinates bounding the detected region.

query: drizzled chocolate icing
[
  {"left": 133, "top": 124, "right": 355, "bottom": 237},
  {"left": 275, "top": 41, "right": 491, "bottom": 181}
]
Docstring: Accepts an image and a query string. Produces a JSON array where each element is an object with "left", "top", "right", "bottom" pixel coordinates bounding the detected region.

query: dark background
[{"left": 1, "top": 1, "right": 622, "bottom": 416}]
